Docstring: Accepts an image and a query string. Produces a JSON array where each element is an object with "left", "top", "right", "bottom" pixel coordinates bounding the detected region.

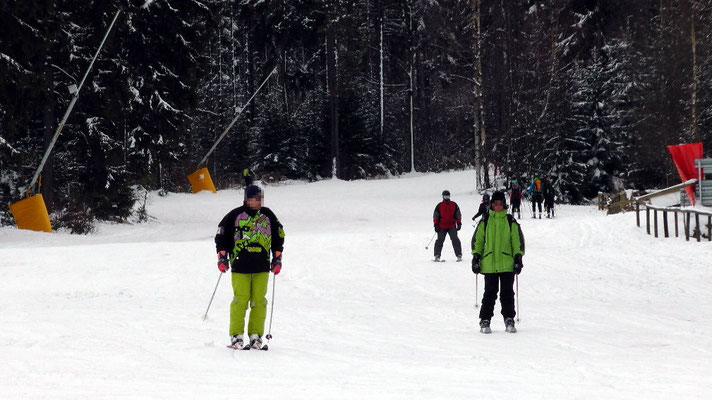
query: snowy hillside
[{"left": 1, "top": 170, "right": 710, "bottom": 399}]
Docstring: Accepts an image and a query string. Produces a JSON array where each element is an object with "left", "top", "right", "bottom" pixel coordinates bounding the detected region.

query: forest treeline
[{"left": 1, "top": 0, "right": 711, "bottom": 228}]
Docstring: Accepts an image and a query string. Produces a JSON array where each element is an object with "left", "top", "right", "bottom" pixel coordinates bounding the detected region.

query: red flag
[{"left": 667, "top": 142, "right": 703, "bottom": 206}]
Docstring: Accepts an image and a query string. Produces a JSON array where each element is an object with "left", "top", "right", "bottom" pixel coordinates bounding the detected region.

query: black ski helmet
[
  {"left": 442, "top": 190, "right": 451, "bottom": 199},
  {"left": 483, "top": 193, "right": 490, "bottom": 201},
  {"left": 490, "top": 190, "right": 508, "bottom": 209}
]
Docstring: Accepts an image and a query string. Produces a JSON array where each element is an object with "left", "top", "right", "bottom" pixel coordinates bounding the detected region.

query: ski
[
  {"left": 227, "top": 344, "right": 251, "bottom": 350},
  {"left": 432, "top": 259, "right": 446, "bottom": 262}
]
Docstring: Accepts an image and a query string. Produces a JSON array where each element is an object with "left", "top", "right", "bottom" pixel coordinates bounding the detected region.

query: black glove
[
  {"left": 434, "top": 225, "right": 439, "bottom": 232},
  {"left": 456, "top": 222, "right": 462, "bottom": 231},
  {"left": 514, "top": 254, "right": 523, "bottom": 275},
  {"left": 471, "top": 254, "right": 481, "bottom": 274}
]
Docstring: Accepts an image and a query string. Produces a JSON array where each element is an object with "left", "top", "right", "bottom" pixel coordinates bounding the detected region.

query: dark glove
[
  {"left": 271, "top": 251, "right": 282, "bottom": 275},
  {"left": 514, "top": 254, "right": 523, "bottom": 275},
  {"left": 217, "top": 250, "right": 229, "bottom": 273},
  {"left": 471, "top": 254, "right": 481, "bottom": 274},
  {"left": 434, "top": 225, "right": 439, "bottom": 232},
  {"left": 456, "top": 222, "right": 462, "bottom": 231}
]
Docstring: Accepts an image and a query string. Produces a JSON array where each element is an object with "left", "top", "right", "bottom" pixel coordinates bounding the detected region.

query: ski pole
[
  {"left": 265, "top": 275, "right": 276, "bottom": 341},
  {"left": 475, "top": 273, "right": 479, "bottom": 308},
  {"left": 515, "top": 275, "right": 520, "bottom": 322},
  {"left": 202, "top": 272, "right": 223, "bottom": 321},
  {"left": 425, "top": 232, "right": 436, "bottom": 249}
]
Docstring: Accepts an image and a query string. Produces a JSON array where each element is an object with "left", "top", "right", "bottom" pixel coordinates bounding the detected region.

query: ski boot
[
  {"left": 456, "top": 255, "right": 463, "bottom": 262},
  {"left": 228, "top": 334, "right": 245, "bottom": 349},
  {"left": 479, "top": 319, "right": 492, "bottom": 334},
  {"left": 249, "top": 334, "right": 264, "bottom": 350},
  {"left": 504, "top": 317, "right": 517, "bottom": 333}
]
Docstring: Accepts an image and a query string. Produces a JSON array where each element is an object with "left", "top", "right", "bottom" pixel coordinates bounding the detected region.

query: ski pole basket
[
  {"left": 187, "top": 167, "right": 217, "bottom": 193},
  {"left": 8, "top": 194, "right": 52, "bottom": 232}
]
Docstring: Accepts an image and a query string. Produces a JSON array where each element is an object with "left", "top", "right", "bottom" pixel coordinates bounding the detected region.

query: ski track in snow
[{"left": 1, "top": 170, "right": 710, "bottom": 399}]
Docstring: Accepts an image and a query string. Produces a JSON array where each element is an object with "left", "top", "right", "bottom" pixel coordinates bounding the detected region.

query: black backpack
[{"left": 471, "top": 213, "right": 525, "bottom": 253}]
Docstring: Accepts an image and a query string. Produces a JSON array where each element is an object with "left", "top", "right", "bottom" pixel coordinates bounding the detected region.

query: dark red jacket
[{"left": 433, "top": 200, "right": 462, "bottom": 229}]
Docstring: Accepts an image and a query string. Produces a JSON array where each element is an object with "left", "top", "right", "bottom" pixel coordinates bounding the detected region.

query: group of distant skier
[{"left": 431, "top": 175, "right": 557, "bottom": 334}]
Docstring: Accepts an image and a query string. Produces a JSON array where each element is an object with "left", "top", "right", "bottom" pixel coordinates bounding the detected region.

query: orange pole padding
[
  {"left": 9, "top": 194, "right": 52, "bottom": 232},
  {"left": 187, "top": 167, "right": 217, "bottom": 193}
]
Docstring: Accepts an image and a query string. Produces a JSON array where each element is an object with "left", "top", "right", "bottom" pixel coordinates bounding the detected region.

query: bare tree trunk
[
  {"left": 407, "top": 0, "right": 415, "bottom": 172},
  {"left": 378, "top": 0, "right": 385, "bottom": 139},
  {"left": 472, "top": 0, "right": 488, "bottom": 189},
  {"left": 691, "top": 0, "right": 700, "bottom": 141},
  {"left": 326, "top": 21, "right": 340, "bottom": 178}
]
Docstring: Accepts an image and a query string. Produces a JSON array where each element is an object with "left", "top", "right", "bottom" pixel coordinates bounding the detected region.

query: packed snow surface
[{"left": 1, "top": 170, "right": 710, "bottom": 399}]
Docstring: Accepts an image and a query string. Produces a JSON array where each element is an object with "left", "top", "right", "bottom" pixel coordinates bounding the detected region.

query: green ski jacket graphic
[{"left": 215, "top": 205, "right": 285, "bottom": 274}]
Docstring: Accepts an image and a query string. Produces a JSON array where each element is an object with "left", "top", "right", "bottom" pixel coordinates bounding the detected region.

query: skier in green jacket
[
  {"left": 471, "top": 190, "right": 524, "bottom": 333},
  {"left": 215, "top": 184, "right": 285, "bottom": 349}
]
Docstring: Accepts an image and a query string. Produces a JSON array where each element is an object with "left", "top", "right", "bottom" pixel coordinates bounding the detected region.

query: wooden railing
[{"left": 636, "top": 203, "right": 712, "bottom": 242}]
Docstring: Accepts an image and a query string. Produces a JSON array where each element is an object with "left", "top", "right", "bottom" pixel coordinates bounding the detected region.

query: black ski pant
[
  {"left": 434, "top": 227, "right": 462, "bottom": 258},
  {"left": 511, "top": 199, "right": 521, "bottom": 216},
  {"left": 544, "top": 195, "right": 555, "bottom": 215},
  {"left": 479, "top": 272, "right": 516, "bottom": 321},
  {"left": 531, "top": 193, "right": 543, "bottom": 214}
]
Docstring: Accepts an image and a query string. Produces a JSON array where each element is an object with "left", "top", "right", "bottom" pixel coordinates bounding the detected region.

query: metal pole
[
  {"left": 265, "top": 275, "right": 276, "bottom": 341},
  {"left": 424, "top": 232, "right": 436, "bottom": 249},
  {"left": 202, "top": 273, "right": 223, "bottom": 322},
  {"left": 27, "top": 9, "right": 121, "bottom": 195},
  {"left": 197, "top": 67, "right": 278, "bottom": 168},
  {"left": 515, "top": 275, "right": 520, "bottom": 322},
  {"left": 475, "top": 273, "right": 479, "bottom": 308}
]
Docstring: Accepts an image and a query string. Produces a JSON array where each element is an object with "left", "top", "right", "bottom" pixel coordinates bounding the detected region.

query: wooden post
[
  {"left": 654, "top": 209, "right": 658, "bottom": 238},
  {"left": 696, "top": 213, "right": 701, "bottom": 242},
  {"left": 674, "top": 211, "right": 679, "bottom": 237},
  {"left": 636, "top": 202, "right": 640, "bottom": 227},
  {"left": 686, "top": 212, "right": 691, "bottom": 241},
  {"left": 646, "top": 207, "right": 651, "bottom": 235},
  {"left": 663, "top": 210, "right": 669, "bottom": 237},
  {"left": 708, "top": 216, "right": 711, "bottom": 241}
]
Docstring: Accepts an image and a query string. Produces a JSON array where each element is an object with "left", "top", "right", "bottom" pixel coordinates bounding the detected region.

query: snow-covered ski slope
[{"left": 1, "top": 170, "right": 710, "bottom": 399}]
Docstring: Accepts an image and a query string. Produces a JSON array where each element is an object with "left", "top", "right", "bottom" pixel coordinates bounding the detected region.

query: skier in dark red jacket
[{"left": 432, "top": 190, "right": 463, "bottom": 262}]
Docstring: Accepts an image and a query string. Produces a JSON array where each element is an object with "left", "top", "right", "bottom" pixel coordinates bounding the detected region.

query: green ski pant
[{"left": 230, "top": 272, "right": 269, "bottom": 337}]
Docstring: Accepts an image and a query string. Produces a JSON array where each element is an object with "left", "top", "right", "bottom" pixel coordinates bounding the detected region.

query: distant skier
[
  {"left": 509, "top": 180, "right": 523, "bottom": 219},
  {"left": 243, "top": 168, "right": 254, "bottom": 186},
  {"left": 215, "top": 184, "right": 285, "bottom": 350},
  {"left": 433, "top": 190, "right": 463, "bottom": 262},
  {"left": 542, "top": 176, "right": 555, "bottom": 218},
  {"left": 471, "top": 191, "right": 524, "bottom": 333},
  {"left": 472, "top": 193, "right": 490, "bottom": 221},
  {"left": 527, "top": 177, "right": 543, "bottom": 219}
]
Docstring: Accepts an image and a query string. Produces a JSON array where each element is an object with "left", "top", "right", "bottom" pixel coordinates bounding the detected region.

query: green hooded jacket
[{"left": 471, "top": 209, "right": 524, "bottom": 273}]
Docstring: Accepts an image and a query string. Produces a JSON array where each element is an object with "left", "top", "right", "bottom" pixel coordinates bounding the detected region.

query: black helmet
[
  {"left": 442, "top": 190, "right": 451, "bottom": 199},
  {"left": 490, "top": 191, "right": 508, "bottom": 209},
  {"left": 483, "top": 193, "right": 490, "bottom": 201}
]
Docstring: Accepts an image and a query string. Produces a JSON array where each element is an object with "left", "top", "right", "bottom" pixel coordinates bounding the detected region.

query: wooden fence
[{"left": 636, "top": 203, "right": 712, "bottom": 242}]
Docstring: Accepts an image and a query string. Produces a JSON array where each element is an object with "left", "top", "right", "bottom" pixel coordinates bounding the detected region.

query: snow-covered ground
[{"left": 1, "top": 170, "right": 710, "bottom": 399}]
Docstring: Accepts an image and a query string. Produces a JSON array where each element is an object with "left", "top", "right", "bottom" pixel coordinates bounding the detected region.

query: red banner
[{"left": 667, "top": 142, "right": 703, "bottom": 206}]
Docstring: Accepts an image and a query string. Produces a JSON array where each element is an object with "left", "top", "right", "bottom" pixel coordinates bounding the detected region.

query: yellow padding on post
[
  {"left": 9, "top": 194, "right": 52, "bottom": 232},
  {"left": 187, "top": 167, "right": 217, "bottom": 193}
]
